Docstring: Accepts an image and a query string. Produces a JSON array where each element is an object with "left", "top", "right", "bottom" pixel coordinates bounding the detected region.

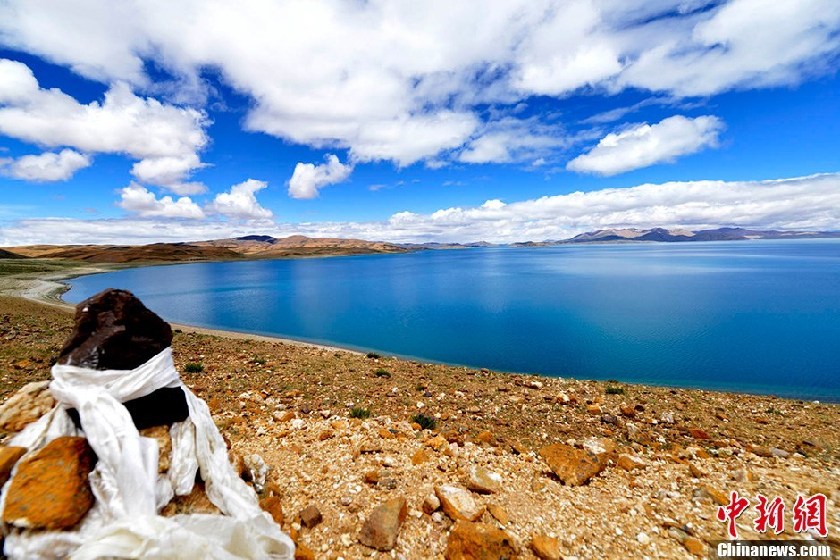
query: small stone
[
  {"left": 616, "top": 454, "right": 645, "bottom": 471},
  {"left": 540, "top": 441, "right": 613, "bottom": 486},
  {"left": 260, "top": 495, "right": 284, "bottom": 525},
  {"left": 300, "top": 504, "right": 323, "bottom": 528},
  {"left": 636, "top": 532, "right": 650, "bottom": 545},
  {"left": 243, "top": 453, "right": 269, "bottom": 492},
  {"left": 688, "top": 462, "right": 706, "bottom": 478},
  {"left": 340, "top": 496, "right": 353, "bottom": 507},
  {"left": 161, "top": 481, "right": 221, "bottom": 516},
  {"left": 364, "top": 470, "right": 381, "bottom": 484},
  {"left": 378, "top": 428, "right": 396, "bottom": 439},
  {"left": 0, "top": 446, "right": 27, "bottom": 486},
  {"left": 688, "top": 428, "right": 710, "bottom": 440},
  {"left": 702, "top": 485, "right": 729, "bottom": 506},
  {"left": 276, "top": 410, "right": 296, "bottom": 422},
  {"left": 732, "top": 468, "right": 754, "bottom": 482},
  {"left": 426, "top": 434, "right": 448, "bottom": 451},
  {"left": 619, "top": 403, "right": 636, "bottom": 417},
  {"left": 139, "top": 425, "right": 172, "bottom": 473},
  {"left": 358, "top": 497, "right": 408, "bottom": 551},
  {"left": 660, "top": 412, "right": 675, "bottom": 424},
  {"left": 294, "top": 544, "right": 316, "bottom": 560},
  {"left": 423, "top": 493, "right": 441, "bottom": 514},
  {"left": 475, "top": 430, "right": 493, "bottom": 444},
  {"left": 435, "top": 484, "right": 485, "bottom": 522},
  {"left": 586, "top": 404, "right": 602, "bottom": 414},
  {"left": 601, "top": 413, "right": 617, "bottom": 424},
  {"left": 445, "top": 521, "right": 518, "bottom": 560},
  {"left": 683, "top": 537, "right": 706, "bottom": 556},
  {"left": 318, "top": 429, "right": 334, "bottom": 441},
  {"left": 378, "top": 478, "right": 398, "bottom": 491},
  {"left": 466, "top": 406, "right": 481, "bottom": 414},
  {"left": 3, "top": 436, "right": 96, "bottom": 530},
  {"left": 531, "top": 534, "right": 561, "bottom": 560},
  {"left": 465, "top": 465, "right": 502, "bottom": 494},
  {"left": 488, "top": 503, "right": 510, "bottom": 525},
  {"left": 412, "top": 449, "right": 431, "bottom": 465},
  {"left": 769, "top": 447, "right": 790, "bottom": 458}
]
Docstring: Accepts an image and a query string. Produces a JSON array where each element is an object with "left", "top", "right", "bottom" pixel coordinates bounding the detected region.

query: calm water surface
[{"left": 64, "top": 240, "right": 840, "bottom": 401}]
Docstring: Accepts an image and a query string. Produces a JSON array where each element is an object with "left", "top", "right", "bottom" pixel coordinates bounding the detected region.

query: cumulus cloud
[
  {"left": 288, "top": 155, "right": 353, "bottom": 199},
  {"left": 117, "top": 183, "right": 204, "bottom": 219},
  {"left": 0, "top": 1, "right": 836, "bottom": 166},
  {"left": 458, "top": 117, "right": 571, "bottom": 165},
  {"left": 0, "top": 149, "right": 91, "bottom": 181},
  {"left": 208, "top": 179, "right": 273, "bottom": 220},
  {"left": 567, "top": 115, "right": 724, "bottom": 176},
  {"left": 5, "top": 173, "right": 839, "bottom": 245},
  {"left": 0, "top": 59, "right": 207, "bottom": 189}
]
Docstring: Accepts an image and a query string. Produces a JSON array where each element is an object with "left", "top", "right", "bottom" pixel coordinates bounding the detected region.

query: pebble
[
  {"left": 435, "top": 484, "right": 485, "bottom": 521},
  {"left": 358, "top": 497, "right": 407, "bottom": 551},
  {"left": 300, "top": 504, "right": 323, "bottom": 529},
  {"left": 465, "top": 465, "right": 502, "bottom": 494}
]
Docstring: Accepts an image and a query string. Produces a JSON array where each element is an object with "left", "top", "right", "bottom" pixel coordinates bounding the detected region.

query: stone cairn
[{"left": 0, "top": 289, "right": 293, "bottom": 559}]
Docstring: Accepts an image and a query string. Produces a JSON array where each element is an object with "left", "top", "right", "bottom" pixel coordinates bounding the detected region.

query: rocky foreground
[{"left": 0, "top": 296, "right": 838, "bottom": 559}]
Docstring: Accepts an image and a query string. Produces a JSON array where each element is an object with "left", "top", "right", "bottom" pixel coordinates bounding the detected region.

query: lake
[{"left": 64, "top": 240, "right": 840, "bottom": 402}]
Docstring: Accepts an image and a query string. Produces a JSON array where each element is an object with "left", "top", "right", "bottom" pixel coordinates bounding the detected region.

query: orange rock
[
  {"left": 531, "top": 534, "right": 561, "bottom": 560},
  {"left": 616, "top": 453, "right": 646, "bottom": 471},
  {"left": 161, "top": 481, "right": 221, "bottom": 516},
  {"left": 688, "top": 428, "right": 710, "bottom": 440},
  {"left": 364, "top": 470, "right": 381, "bottom": 484},
  {"left": 3, "top": 436, "right": 96, "bottom": 530},
  {"left": 426, "top": 434, "right": 448, "bottom": 451},
  {"left": 703, "top": 485, "right": 729, "bottom": 506},
  {"left": 445, "top": 521, "right": 518, "bottom": 559},
  {"left": 358, "top": 497, "right": 408, "bottom": 551},
  {"left": 294, "top": 543, "right": 316, "bottom": 560},
  {"left": 318, "top": 429, "right": 334, "bottom": 441},
  {"left": 487, "top": 504, "right": 510, "bottom": 525},
  {"left": 475, "top": 430, "right": 493, "bottom": 444},
  {"left": 412, "top": 449, "right": 431, "bottom": 465},
  {"left": 688, "top": 462, "right": 706, "bottom": 478},
  {"left": 435, "top": 484, "right": 485, "bottom": 522},
  {"left": 260, "top": 495, "right": 284, "bottom": 525},
  {"left": 683, "top": 537, "right": 706, "bottom": 556},
  {"left": 586, "top": 403, "right": 602, "bottom": 414},
  {"left": 539, "top": 443, "right": 609, "bottom": 486},
  {"left": 0, "top": 446, "right": 27, "bottom": 486},
  {"left": 378, "top": 428, "right": 395, "bottom": 439}
]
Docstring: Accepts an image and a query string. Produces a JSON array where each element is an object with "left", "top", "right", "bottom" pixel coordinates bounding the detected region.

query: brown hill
[
  {"left": 4, "top": 236, "right": 411, "bottom": 264},
  {"left": 0, "top": 248, "right": 25, "bottom": 259}
]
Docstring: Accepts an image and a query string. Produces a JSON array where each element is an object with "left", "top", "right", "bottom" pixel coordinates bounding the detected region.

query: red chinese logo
[
  {"left": 792, "top": 493, "right": 828, "bottom": 538},
  {"left": 717, "top": 491, "right": 828, "bottom": 539},
  {"left": 717, "top": 491, "right": 750, "bottom": 539}
]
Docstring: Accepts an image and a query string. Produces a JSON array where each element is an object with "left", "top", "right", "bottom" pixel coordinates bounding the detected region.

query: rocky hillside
[{"left": 0, "top": 296, "right": 837, "bottom": 559}]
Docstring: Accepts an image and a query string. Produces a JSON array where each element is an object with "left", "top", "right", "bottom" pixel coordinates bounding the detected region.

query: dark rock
[
  {"left": 300, "top": 504, "right": 323, "bottom": 528},
  {"left": 59, "top": 289, "right": 189, "bottom": 429},
  {"left": 58, "top": 288, "right": 172, "bottom": 370}
]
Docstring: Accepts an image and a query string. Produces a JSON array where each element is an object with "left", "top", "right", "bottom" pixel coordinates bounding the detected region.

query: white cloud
[
  {"left": 208, "top": 179, "right": 273, "bottom": 220},
  {"left": 567, "top": 115, "right": 723, "bottom": 176},
  {"left": 288, "top": 155, "right": 353, "bottom": 199},
  {"left": 1, "top": 1, "right": 836, "bottom": 167},
  {"left": 0, "top": 59, "right": 207, "bottom": 189},
  {"left": 458, "top": 117, "right": 570, "bottom": 164},
  {"left": 1, "top": 149, "right": 91, "bottom": 181},
  {"left": 4, "top": 173, "right": 839, "bottom": 245},
  {"left": 117, "top": 183, "right": 205, "bottom": 219}
]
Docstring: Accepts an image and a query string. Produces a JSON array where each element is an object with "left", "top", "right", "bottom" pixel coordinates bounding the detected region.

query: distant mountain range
[
  {"left": 510, "top": 227, "right": 840, "bottom": 246},
  {"left": 2, "top": 228, "right": 839, "bottom": 263}
]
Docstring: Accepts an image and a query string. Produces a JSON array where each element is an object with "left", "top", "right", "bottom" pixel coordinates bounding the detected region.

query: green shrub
[
  {"left": 350, "top": 406, "right": 372, "bottom": 419},
  {"left": 374, "top": 368, "right": 392, "bottom": 378},
  {"left": 250, "top": 357, "right": 267, "bottom": 365},
  {"left": 411, "top": 413, "right": 437, "bottom": 430},
  {"left": 605, "top": 386, "right": 625, "bottom": 395},
  {"left": 184, "top": 362, "right": 204, "bottom": 373},
  {"left": 366, "top": 352, "right": 381, "bottom": 359}
]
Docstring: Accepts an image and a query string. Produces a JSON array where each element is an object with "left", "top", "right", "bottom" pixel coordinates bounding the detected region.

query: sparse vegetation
[
  {"left": 374, "top": 368, "right": 392, "bottom": 378},
  {"left": 366, "top": 352, "right": 381, "bottom": 359},
  {"left": 350, "top": 406, "right": 372, "bottom": 419},
  {"left": 184, "top": 362, "right": 205, "bottom": 373},
  {"left": 606, "top": 386, "right": 625, "bottom": 395},
  {"left": 250, "top": 356, "right": 267, "bottom": 365},
  {"left": 411, "top": 413, "right": 437, "bottom": 430}
]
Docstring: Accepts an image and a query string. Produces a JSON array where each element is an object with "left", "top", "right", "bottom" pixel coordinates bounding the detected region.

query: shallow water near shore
[{"left": 64, "top": 239, "right": 840, "bottom": 402}]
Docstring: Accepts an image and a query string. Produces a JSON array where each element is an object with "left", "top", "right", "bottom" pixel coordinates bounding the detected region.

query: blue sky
[{"left": 0, "top": 0, "right": 839, "bottom": 245}]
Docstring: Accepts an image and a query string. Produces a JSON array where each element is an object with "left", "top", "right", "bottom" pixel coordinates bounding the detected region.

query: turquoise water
[{"left": 64, "top": 240, "right": 840, "bottom": 402}]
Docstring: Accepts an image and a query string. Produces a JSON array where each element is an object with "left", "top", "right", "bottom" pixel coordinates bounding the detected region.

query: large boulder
[
  {"left": 3, "top": 437, "right": 97, "bottom": 530},
  {"left": 58, "top": 289, "right": 189, "bottom": 429},
  {"left": 58, "top": 288, "right": 172, "bottom": 370}
]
